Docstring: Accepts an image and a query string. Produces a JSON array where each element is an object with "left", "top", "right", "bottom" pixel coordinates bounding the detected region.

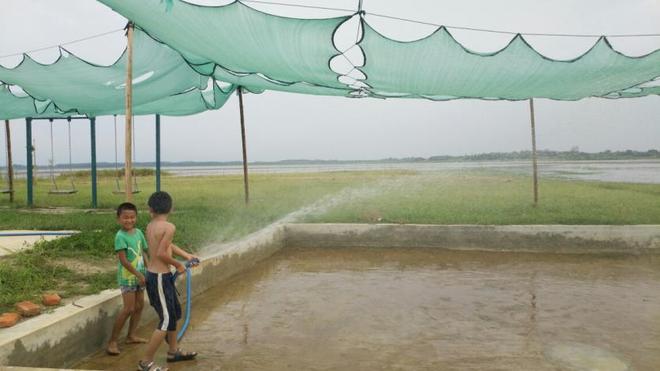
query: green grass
[
  {"left": 0, "top": 171, "right": 398, "bottom": 311},
  {"left": 2, "top": 169, "right": 660, "bottom": 311},
  {"left": 303, "top": 171, "right": 660, "bottom": 224}
]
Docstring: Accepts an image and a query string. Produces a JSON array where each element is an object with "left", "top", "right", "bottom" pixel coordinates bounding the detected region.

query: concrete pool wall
[
  {"left": 0, "top": 224, "right": 287, "bottom": 369},
  {"left": 286, "top": 224, "right": 660, "bottom": 254},
  {"left": 2, "top": 223, "right": 659, "bottom": 368}
]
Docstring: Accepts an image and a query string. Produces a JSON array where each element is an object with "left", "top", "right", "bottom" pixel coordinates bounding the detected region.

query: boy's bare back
[{"left": 146, "top": 219, "right": 176, "bottom": 273}]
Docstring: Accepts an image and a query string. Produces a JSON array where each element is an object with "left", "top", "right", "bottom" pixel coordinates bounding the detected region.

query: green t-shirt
[{"left": 114, "top": 229, "right": 148, "bottom": 287}]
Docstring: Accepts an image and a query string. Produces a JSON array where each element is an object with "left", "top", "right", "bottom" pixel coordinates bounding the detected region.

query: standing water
[
  {"left": 77, "top": 247, "right": 660, "bottom": 370},
  {"left": 21, "top": 160, "right": 660, "bottom": 184}
]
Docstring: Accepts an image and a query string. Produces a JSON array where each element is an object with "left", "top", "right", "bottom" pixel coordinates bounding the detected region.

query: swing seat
[
  {"left": 0, "top": 189, "right": 14, "bottom": 194},
  {"left": 112, "top": 189, "right": 141, "bottom": 195},
  {"left": 49, "top": 189, "right": 78, "bottom": 195},
  {"left": 47, "top": 119, "right": 78, "bottom": 196},
  {"left": 112, "top": 177, "right": 140, "bottom": 195}
]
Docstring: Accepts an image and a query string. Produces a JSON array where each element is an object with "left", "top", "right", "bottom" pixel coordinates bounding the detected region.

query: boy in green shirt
[{"left": 106, "top": 202, "right": 149, "bottom": 356}]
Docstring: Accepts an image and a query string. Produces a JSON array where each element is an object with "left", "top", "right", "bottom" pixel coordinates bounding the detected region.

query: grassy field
[
  {"left": 0, "top": 171, "right": 396, "bottom": 311},
  {"left": 303, "top": 171, "right": 660, "bottom": 225},
  {"left": 1, "top": 169, "right": 660, "bottom": 311}
]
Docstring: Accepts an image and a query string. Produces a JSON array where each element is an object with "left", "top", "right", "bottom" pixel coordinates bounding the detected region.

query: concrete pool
[{"left": 77, "top": 246, "right": 660, "bottom": 370}]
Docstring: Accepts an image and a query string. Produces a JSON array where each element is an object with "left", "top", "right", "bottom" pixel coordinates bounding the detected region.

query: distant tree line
[{"left": 11, "top": 149, "right": 660, "bottom": 168}]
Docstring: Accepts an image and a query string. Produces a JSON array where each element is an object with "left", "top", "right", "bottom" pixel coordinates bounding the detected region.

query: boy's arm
[
  {"left": 117, "top": 250, "right": 146, "bottom": 286},
  {"left": 157, "top": 226, "right": 185, "bottom": 273},
  {"left": 170, "top": 243, "right": 196, "bottom": 261},
  {"left": 142, "top": 251, "right": 149, "bottom": 267},
  {"left": 140, "top": 233, "right": 149, "bottom": 266}
]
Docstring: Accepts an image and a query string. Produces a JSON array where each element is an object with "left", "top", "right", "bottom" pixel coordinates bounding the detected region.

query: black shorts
[{"left": 146, "top": 271, "right": 181, "bottom": 331}]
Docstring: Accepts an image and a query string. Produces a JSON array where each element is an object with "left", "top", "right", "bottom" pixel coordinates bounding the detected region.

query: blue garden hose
[{"left": 172, "top": 258, "right": 200, "bottom": 342}]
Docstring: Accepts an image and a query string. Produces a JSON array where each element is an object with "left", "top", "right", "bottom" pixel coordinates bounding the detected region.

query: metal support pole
[
  {"left": 529, "top": 98, "right": 539, "bottom": 207},
  {"left": 26, "top": 118, "right": 33, "bottom": 207},
  {"left": 5, "top": 120, "right": 14, "bottom": 202},
  {"left": 90, "top": 117, "right": 97, "bottom": 208},
  {"left": 124, "top": 22, "right": 134, "bottom": 201},
  {"left": 238, "top": 87, "right": 249, "bottom": 205},
  {"left": 155, "top": 114, "right": 161, "bottom": 192}
]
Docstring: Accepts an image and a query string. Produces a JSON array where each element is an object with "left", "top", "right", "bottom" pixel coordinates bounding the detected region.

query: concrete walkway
[{"left": 0, "top": 231, "right": 78, "bottom": 257}]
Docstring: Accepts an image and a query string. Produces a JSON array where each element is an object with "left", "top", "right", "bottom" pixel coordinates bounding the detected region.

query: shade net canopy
[
  {"left": 0, "top": 84, "right": 66, "bottom": 120},
  {"left": 360, "top": 23, "right": 660, "bottom": 101},
  {"left": 2, "top": 0, "right": 659, "bottom": 121},
  {"left": 98, "top": 0, "right": 660, "bottom": 102},
  {"left": 0, "top": 28, "right": 235, "bottom": 120},
  {"left": 98, "top": 0, "right": 353, "bottom": 96}
]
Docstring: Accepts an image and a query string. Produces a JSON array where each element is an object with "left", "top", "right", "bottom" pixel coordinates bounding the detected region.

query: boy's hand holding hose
[
  {"left": 187, "top": 255, "right": 200, "bottom": 267},
  {"left": 186, "top": 257, "right": 200, "bottom": 268},
  {"left": 174, "top": 252, "right": 199, "bottom": 273},
  {"left": 173, "top": 257, "right": 201, "bottom": 281}
]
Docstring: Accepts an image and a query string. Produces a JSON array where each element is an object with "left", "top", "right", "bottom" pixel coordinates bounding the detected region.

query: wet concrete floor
[{"left": 78, "top": 247, "right": 660, "bottom": 370}]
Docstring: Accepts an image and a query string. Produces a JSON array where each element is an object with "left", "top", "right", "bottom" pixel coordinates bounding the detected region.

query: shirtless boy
[{"left": 138, "top": 191, "right": 198, "bottom": 371}]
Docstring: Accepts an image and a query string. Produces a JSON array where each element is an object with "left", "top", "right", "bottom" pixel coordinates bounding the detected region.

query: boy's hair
[
  {"left": 116, "top": 202, "right": 137, "bottom": 217},
  {"left": 148, "top": 191, "right": 172, "bottom": 215}
]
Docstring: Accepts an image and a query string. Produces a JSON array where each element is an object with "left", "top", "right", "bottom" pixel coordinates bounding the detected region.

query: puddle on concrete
[{"left": 77, "top": 247, "right": 660, "bottom": 370}]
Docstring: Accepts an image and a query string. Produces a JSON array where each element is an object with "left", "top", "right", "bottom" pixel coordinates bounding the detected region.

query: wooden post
[
  {"left": 124, "top": 22, "right": 134, "bottom": 201},
  {"left": 4, "top": 120, "right": 13, "bottom": 202},
  {"left": 238, "top": 87, "right": 249, "bottom": 205},
  {"left": 155, "top": 114, "right": 161, "bottom": 192},
  {"left": 529, "top": 98, "right": 539, "bottom": 206},
  {"left": 90, "top": 117, "right": 98, "bottom": 208}
]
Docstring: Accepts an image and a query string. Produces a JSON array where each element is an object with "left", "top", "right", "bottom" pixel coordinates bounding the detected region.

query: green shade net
[
  {"left": 96, "top": 81, "right": 234, "bottom": 117},
  {"left": 97, "top": 0, "right": 353, "bottom": 96},
  {"left": 3, "top": 0, "right": 659, "bottom": 122},
  {"left": 98, "top": 0, "right": 660, "bottom": 101},
  {"left": 360, "top": 23, "right": 660, "bottom": 101},
  {"left": 604, "top": 81, "right": 660, "bottom": 99},
  {"left": 0, "top": 28, "right": 235, "bottom": 120},
  {"left": 0, "top": 84, "right": 64, "bottom": 120},
  {"left": 212, "top": 66, "right": 349, "bottom": 96}
]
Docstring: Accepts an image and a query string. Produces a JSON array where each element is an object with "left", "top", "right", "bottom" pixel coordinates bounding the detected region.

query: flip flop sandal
[
  {"left": 137, "top": 360, "right": 168, "bottom": 371},
  {"left": 166, "top": 348, "right": 198, "bottom": 362}
]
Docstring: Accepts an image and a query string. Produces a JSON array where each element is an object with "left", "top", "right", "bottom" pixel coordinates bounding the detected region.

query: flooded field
[
  {"left": 162, "top": 160, "right": 660, "bottom": 184},
  {"left": 78, "top": 247, "right": 660, "bottom": 370}
]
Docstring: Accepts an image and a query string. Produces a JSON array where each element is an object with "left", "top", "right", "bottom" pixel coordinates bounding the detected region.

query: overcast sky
[{"left": 1, "top": 0, "right": 659, "bottom": 165}]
